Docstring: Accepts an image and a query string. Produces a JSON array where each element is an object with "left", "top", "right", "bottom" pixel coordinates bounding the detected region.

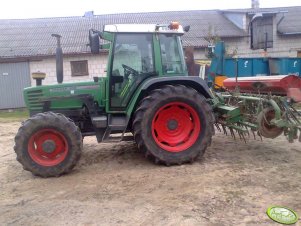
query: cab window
[
  {"left": 110, "top": 33, "right": 155, "bottom": 108},
  {"left": 159, "top": 34, "right": 185, "bottom": 75}
]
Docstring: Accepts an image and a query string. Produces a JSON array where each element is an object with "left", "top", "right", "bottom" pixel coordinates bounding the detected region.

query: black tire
[
  {"left": 14, "top": 112, "right": 82, "bottom": 177},
  {"left": 133, "top": 85, "right": 214, "bottom": 165},
  {"left": 257, "top": 107, "right": 283, "bottom": 138}
]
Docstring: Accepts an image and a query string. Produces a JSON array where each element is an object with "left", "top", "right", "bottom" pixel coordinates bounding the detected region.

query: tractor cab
[{"left": 89, "top": 22, "right": 188, "bottom": 110}]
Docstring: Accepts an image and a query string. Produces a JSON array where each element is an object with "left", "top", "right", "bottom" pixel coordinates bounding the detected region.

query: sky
[{"left": 1, "top": 0, "right": 301, "bottom": 19}]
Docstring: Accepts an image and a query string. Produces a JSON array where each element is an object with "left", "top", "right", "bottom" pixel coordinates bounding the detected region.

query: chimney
[{"left": 251, "top": 0, "right": 259, "bottom": 8}]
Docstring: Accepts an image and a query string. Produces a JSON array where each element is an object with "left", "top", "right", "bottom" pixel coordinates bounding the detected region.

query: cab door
[{"left": 109, "top": 33, "right": 155, "bottom": 110}]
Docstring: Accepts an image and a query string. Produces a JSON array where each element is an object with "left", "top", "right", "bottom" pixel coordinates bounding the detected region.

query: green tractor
[{"left": 15, "top": 22, "right": 215, "bottom": 177}]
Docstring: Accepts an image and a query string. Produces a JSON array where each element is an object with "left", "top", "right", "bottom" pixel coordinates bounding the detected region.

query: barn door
[{"left": 0, "top": 62, "right": 31, "bottom": 109}]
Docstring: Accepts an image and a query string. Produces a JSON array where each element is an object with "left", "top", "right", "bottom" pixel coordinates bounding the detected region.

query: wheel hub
[
  {"left": 167, "top": 119, "right": 178, "bottom": 130},
  {"left": 152, "top": 102, "right": 201, "bottom": 152},
  {"left": 42, "top": 140, "right": 56, "bottom": 153},
  {"left": 28, "top": 128, "right": 68, "bottom": 166}
]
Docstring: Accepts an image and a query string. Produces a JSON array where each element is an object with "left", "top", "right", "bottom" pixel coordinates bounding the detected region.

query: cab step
[{"left": 102, "top": 134, "right": 134, "bottom": 143}]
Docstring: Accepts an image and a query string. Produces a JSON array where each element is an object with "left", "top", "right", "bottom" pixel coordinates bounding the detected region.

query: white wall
[
  {"left": 223, "top": 35, "right": 301, "bottom": 58},
  {"left": 194, "top": 35, "right": 301, "bottom": 60},
  {"left": 29, "top": 54, "right": 108, "bottom": 86},
  {"left": 193, "top": 49, "right": 207, "bottom": 60}
]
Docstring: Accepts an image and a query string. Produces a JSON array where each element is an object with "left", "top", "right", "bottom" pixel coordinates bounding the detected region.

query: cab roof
[{"left": 103, "top": 23, "right": 184, "bottom": 35}]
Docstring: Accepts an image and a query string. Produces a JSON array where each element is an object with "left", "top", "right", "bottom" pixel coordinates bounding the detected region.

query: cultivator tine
[
  {"left": 245, "top": 126, "right": 250, "bottom": 137},
  {"left": 229, "top": 128, "right": 236, "bottom": 140},
  {"left": 222, "top": 125, "right": 228, "bottom": 135},
  {"left": 232, "top": 129, "right": 237, "bottom": 140},
  {"left": 218, "top": 122, "right": 260, "bottom": 143},
  {"left": 215, "top": 123, "right": 222, "bottom": 132},
  {"left": 258, "top": 132, "right": 263, "bottom": 141},
  {"left": 240, "top": 131, "right": 247, "bottom": 143}
]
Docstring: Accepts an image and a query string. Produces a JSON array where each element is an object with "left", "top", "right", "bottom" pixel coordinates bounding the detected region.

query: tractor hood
[{"left": 24, "top": 79, "right": 105, "bottom": 112}]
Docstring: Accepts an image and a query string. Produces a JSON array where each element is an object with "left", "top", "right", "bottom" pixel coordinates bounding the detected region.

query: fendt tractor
[{"left": 14, "top": 22, "right": 301, "bottom": 177}]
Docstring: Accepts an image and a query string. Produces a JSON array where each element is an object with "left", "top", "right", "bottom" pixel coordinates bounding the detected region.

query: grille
[{"left": 27, "top": 89, "right": 43, "bottom": 110}]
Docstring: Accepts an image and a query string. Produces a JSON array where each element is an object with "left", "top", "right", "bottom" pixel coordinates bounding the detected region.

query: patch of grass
[{"left": 0, "top": 109, "right": 29, "bottom": 122}]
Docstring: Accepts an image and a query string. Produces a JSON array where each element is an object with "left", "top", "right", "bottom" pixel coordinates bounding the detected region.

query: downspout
[{"left": 276, "top": 13, "right": 285, "bottom": 31}]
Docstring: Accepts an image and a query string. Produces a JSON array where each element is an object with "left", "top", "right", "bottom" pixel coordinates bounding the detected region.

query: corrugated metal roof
[
  {"left": 0, "top": 10, "right": 247, "bottom": 58},
  {"left": 1, "top": 7, "right": 299, "bottom": 58}
]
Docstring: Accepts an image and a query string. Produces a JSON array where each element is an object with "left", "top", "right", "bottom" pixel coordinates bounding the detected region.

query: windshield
[{"left": 159, "top": 34, "right": 185, "bottom": 75}]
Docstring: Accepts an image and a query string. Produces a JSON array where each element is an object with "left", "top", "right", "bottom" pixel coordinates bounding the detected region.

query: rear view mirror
[
  {"left": 89, "top": 29, "right": 100, "bottom": 54},
  {"left": 184, "top": 25, "right": 190, "bottom": 32}
]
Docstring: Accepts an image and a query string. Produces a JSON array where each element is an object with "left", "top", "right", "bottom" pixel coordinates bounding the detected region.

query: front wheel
[
  {"left": 133, "top": 85, "right": 214, "bottom": 165},
  {"left": 14, "top": 112, "right": 82, "bottom": 177}
]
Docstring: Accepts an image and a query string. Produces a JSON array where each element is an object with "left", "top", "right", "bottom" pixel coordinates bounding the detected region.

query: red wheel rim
[
  {"left": 28, "top": 129, "right": 68, "bottom": 166},
  {"left": 151, "top": 102, "right": 201, "bottom": 152}
]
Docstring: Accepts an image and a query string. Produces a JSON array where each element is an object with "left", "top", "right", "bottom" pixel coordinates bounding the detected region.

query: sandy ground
[{"left": 0, "top": 120, "right": 301, "bottom": 226}]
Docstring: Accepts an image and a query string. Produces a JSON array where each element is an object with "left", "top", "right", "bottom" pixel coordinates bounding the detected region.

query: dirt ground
[{"left": 0, "top": 120, "right": 301, "bottom": 226}]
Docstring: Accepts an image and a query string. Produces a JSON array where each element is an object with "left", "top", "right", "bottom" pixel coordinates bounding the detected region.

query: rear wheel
[
  {"left": 133, "top": 85, "right": 214, "bottom": 165},
  {"left": 14, "top": 112, "right": 82, "bottom": 177}
]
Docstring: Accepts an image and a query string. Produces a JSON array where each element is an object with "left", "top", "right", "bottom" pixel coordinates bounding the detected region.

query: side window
[
  {"left": 250, "top": 16, "right": 273, "bottom": 50},
  {"left": 159, "top": 34, "right": 184, "bottom": 74},
  {"left": 70, "top": 60, "right": 89, "bottom": 76}
]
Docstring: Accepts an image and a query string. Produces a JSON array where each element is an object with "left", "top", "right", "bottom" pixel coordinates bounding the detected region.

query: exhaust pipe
[{"left": 51, "top": 34, "right": 63, "bottom": 84}]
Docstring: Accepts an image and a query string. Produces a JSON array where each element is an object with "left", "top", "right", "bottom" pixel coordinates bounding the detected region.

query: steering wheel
[{"left": 122, "top": 64, "right": 139, "bottom": 77}]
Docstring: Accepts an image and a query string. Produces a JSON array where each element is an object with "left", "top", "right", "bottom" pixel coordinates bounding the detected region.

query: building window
[
  {"left": 70, "top": 60, "right": 89, "bottom": 76},
  {"left": 250, "top": 15, "right": 273, "bottom": 50}
]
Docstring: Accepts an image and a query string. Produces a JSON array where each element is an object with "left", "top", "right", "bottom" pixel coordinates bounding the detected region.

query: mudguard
[{"left": 126, "top": 76, "right": 213, "bottom": 117}]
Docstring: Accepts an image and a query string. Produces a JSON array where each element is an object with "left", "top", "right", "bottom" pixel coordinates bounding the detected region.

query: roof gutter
[
  {"left": 0, "top": 50, "right": 109, "bottom": 63},
  {"left": 278, "top": 31, "right": 301, "bottom": 36},
  {"left": 276, "top": 11, "right": 287, "bottom": 34},
  {"left": 247, "top": 10, "right": 288, "bottom": 15}
]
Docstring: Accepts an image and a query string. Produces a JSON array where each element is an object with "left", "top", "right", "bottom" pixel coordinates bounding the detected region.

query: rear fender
[{"left": 126, "top": 76, "right": 213, "bottom": 119}]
